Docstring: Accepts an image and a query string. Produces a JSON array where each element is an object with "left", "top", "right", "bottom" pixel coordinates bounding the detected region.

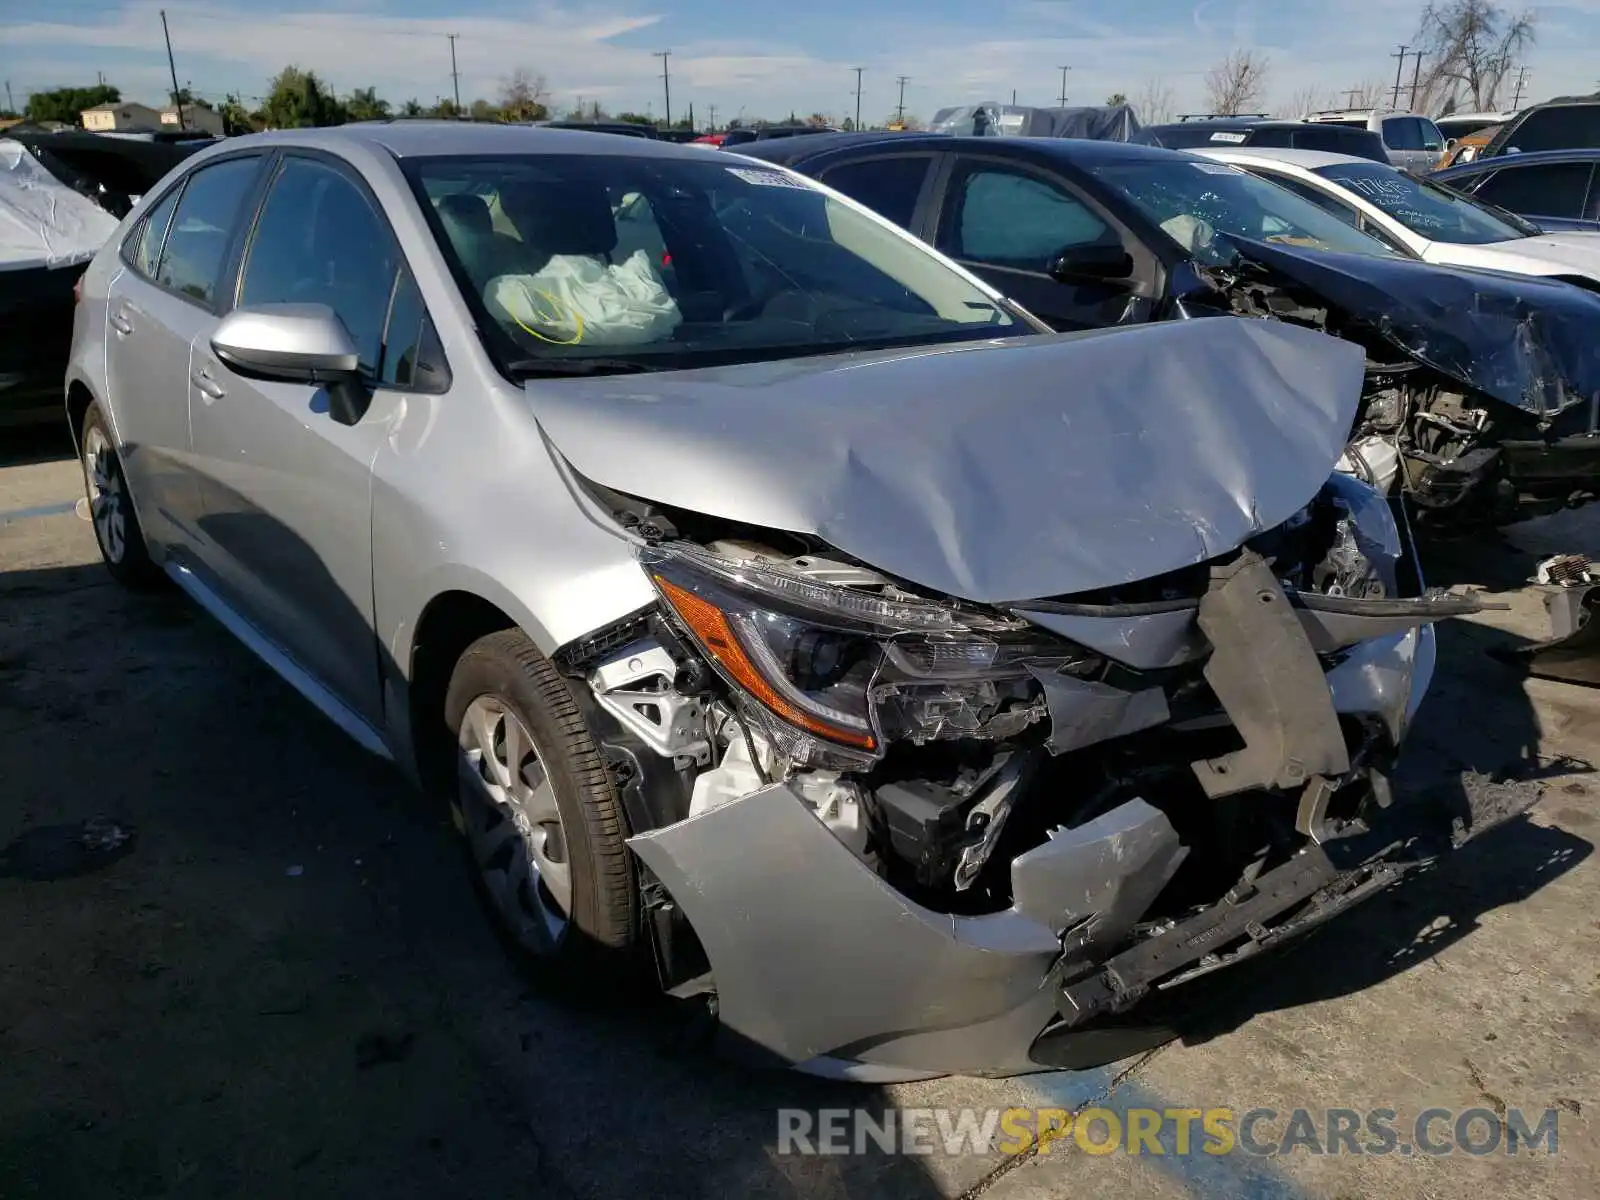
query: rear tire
[
  {"left": 444, "top": 629, "right": 639, "bottom": 980},
  {"left": 79, "top": 400, "right": 163, "bottom": 590}
]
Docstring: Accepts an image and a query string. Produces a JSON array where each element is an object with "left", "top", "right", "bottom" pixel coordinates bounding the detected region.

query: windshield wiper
[{"left": 507, "top": 357, "right": 657, "bottom": 378}]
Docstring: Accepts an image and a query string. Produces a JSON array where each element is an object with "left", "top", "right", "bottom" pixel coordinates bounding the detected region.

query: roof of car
[
  {"left": 213, "top": 120, "right": 710, "bottom": 161},
  {"left": 733, "top": 130, "right": 1194, "bottom": 169},
  {"left": 1145, "top": 119, "right": 1360, "bottom": 134},
  {"left": 1192, "top": 145, "right": 1383, "bottom": 170},
  {"left": 1435, "top": 146, "right": 1600, "bottom": 178}
]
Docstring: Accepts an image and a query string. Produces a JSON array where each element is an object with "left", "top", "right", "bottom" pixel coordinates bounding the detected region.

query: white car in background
[{"left": 1194, "top": 146, "right": 1600, "bottom": 288}]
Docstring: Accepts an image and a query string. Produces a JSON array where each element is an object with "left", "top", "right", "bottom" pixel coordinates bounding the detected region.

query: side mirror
[
  {"left": 211, "top": 304, "right": 370, "bottom": 426},
  {"left": 1047, "top": 243, "right": 1135, "bottom": 282}
]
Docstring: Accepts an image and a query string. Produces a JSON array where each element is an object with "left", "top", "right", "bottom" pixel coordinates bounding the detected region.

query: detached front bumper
[{"left": 626, "top": 559, "right": 1491, "bottom": 1080}]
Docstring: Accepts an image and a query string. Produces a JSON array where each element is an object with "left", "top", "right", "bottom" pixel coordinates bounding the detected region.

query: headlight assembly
[{"left": 642, "top": 544, "right": 1095, "bottom": 766}]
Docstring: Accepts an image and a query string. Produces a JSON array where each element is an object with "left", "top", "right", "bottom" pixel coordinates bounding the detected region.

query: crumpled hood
[
  {"left": 528, "top": 319, "right": 1363, "bottom": 604},
  {"left": 1222, "top": 236, "right": 1600, "bottom": 418}
]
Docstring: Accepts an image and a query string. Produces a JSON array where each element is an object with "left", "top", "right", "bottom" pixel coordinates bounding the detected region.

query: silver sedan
[{"left": 66, "top": 122, "right": 1500, "bottom": 1080}]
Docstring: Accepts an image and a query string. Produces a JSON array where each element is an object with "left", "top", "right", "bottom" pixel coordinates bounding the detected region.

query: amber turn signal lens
[{"left": 653, "top": 574, "right": 877, "bottom": 751}]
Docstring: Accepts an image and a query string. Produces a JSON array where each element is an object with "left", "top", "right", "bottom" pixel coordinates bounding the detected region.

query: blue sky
[{"left": 8, "top": 1, "right": 1600, "bottom": 123}]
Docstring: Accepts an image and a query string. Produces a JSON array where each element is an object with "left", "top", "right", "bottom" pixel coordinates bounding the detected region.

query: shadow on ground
[
  {"left": 0, "top": 560, "right": 947, "bottom": 1200},
  {"left": 0, "top": 423, "right": 75, "bottom": 471}
]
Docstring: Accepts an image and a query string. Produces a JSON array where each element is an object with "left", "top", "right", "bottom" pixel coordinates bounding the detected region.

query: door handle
[
  {"left": 109, "top": 311, "right": 134, "bottom": 336},
  {"left": 191, "top": 369, "right": 226, "bottom": 400}
]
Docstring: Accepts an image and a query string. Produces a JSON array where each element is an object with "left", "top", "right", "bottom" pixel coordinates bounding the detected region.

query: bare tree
[
  {"left": 1133, "top": 76, "right": 1176, "bottom": 125},
  {"left": 1276, "top": 84, "right": 1333, "bottom": 118},
  {"left": 499, "top": 68, "right": 550, "bottom": 122},
  {"left": 1413, "top": 1, "right": 1536, "bottom": 113},
  {"left": 1204, "top": 50, "right": 1271, "bottom": 116}
]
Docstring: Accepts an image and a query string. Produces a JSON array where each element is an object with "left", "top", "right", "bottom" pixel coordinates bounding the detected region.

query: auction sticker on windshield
[
  {"left": 726, "top": 167, "right": 813, "bottom": 189},
  {"left": 1209, "top": 132, "right": 1249, "bottom": 143},
  {"left": 1192, "top": 162, "right": 1244, "bottom": 173}
]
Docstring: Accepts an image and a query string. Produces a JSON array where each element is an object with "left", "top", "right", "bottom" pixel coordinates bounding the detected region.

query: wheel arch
[
  {"left": 406, "top": 588, "right": 523, "bottom": 795},
  {"left": 66, "top": 378, "right": 97, "bottom": 455}
]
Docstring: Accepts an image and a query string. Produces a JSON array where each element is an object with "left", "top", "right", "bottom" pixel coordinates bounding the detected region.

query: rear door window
[
  {"left": 818, "top": 155, "right": 935, "bottom": 229},
  {"left": 126, "top": 186, "right": 181, "bottom": 279},
  {"left": 1418, "top": 119, "right": 1446, "bottom": 152},
  {"left": 1382, "top": 117, "right": 1423, "bottom": 151},
  {"left": 1474, "top": 162, "right": 1595, "bottom": 218},
  {"left": 155, "top": 156, "right": 262, "bottom": 306},
  {"left": 1505, "top": 105, "right": 1600, "bottom": 152}
]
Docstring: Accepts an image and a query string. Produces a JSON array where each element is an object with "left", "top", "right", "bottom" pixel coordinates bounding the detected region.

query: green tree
[
  {"left": 1105, "top": 91, "right": 1128, "bottom": 106},
  {"left": 220, "top": 92, "right": 256, "bottom": 135},
  {"left": 261, "top": 66, "right": 346, "bottom": 129},
  {"left": 345, "top": 86, "right": 390, "bottom": 123},
  {"left": 615, "top": 111, "right": 651, "bottom": 125},
  {"left": 25, "top": 84, "right": 120, "bottom": 125},
  {"left": 469, "top": 98, "right": 501, "bottom": 122},
  {"left": 432, "top": 98, "right": 462, "bottom": 119},
  {"left": 400, "top": 98, "right": 426, "bottom": 118}
]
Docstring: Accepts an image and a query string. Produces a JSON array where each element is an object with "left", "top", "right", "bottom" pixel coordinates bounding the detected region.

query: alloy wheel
[
  {"left": 457, "top": 694, "right": 572, "bottom": 954},
  {"left": 83, "top": 425, "right": 127, "bottom": 564}
]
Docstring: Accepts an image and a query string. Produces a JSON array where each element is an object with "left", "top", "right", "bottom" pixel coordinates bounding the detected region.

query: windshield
[
  {"left": 405, "top": 153, "right": 1020, "bottom": 374},
  {"left": 1311, "top": 162, "right": 1535, "bottom": 243},
  {"left": 1086, "top": 158, "right": 1399, "bottom": 266}
]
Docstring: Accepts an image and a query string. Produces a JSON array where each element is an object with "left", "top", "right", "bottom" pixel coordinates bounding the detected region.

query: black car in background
[
  {"left": 1479, "top": 98, "right": 1600, "bottom": 160},
  {"left": 734, "top": 132, "right": 1600, "bottom": 522},
  {"left": 2, "top": 132, "right": 206, "bottom": 425},
  {"left": 720, "top": 124, "right": 842, "bottom": 147},
  {"left": 1134, "top": 119, "right": 1389, "bottom": 162},
  {"left": 1433, "top": 148, "right": 1600, "bottom": 231}
]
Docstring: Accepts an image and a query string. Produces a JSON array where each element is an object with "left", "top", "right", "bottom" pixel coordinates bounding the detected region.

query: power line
[
  {"left": 1511, "top": 65, "right": 1530, "bottom": 108},
  {"left": 653, "top": 50, "right": 670, "bottom": 128},
  {"left": 447, "top": 33, "right": 460, "bottom": 110},
  {"left": 160, "top": 8, "right": 183, "bottom": 126},
  {"left": 1389, "top": 44, "right": 1409, "bottom": 109}
]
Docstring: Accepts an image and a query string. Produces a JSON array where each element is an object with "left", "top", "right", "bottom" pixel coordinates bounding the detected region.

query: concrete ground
[{"left": 3, "top": 425, "right": 1598, "bottom": 1199}]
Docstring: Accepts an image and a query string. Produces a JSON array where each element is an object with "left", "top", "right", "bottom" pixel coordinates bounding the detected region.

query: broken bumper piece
[{"left": 626, "top": 557, "right": 1483, "bottom": 1080}]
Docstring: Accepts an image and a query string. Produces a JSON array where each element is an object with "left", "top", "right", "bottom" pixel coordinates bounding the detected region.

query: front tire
[
  {"left": 79, "top": 400, "right": 162, "bottom": 590},
  {"left": 444, "top": 629, "right": 639, "bottom": 975}
]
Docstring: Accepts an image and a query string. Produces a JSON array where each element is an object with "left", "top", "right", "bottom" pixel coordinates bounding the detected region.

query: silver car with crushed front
[{"left": 66, "top": 123, "right": 1520, "bottom": 1080}]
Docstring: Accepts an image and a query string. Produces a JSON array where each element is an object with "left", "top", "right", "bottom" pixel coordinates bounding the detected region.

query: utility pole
[
  {"left": 5, "top": 81, "right": 13, "bottom": 114},
  {"left": 708, "top": 103, "right": 717, "bottom": 131},
  {"left": 160, "top": 10, "right": 184, "bottom": 130},
  {"left": 895, "top": 75, "right": 909, "bottom": 120},
  {"left": 852, "top": 66, "right": 864, "bottom": 132},
  {"left": 1511, "top": 65, "right": 1530, "bottom": 109},
  {"left": 1057, "top": 64, "right": 1071, "bottom": 107},
  {"left": 1343, "top": 88, "right": 1362, "bottom": 107},
  {"left": 1409, "top": 49, "right": 1423, "bottom": 111},
  {"left": 688, "top": 101, "right": 695, "bottom": 132},
  {"left": 447, "top": 34, "right": 461, "bottom": 112},
  {"left": 654, "top": 50, "right": 671, "bottom": 128},
  {"left": 1389, "top": 44, "right": 1408, "bottom": 108},
  {"left": 1011, "top": 89, "right": 1017, "bottom": 106}
]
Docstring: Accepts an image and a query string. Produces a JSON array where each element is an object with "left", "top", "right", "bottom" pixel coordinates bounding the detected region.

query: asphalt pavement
[{"left": 3, "top": 426, "right": 1598, "bottom": 1199}]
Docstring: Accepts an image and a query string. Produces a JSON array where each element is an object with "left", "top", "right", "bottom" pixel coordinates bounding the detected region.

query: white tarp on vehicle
[{"left": 0, "top": 138, "right": 120, "bottom": 272}]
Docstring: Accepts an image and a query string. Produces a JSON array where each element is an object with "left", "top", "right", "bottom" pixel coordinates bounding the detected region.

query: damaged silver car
[{"left": 68, "top": 124, "right": 1515, "bottom": 1080}]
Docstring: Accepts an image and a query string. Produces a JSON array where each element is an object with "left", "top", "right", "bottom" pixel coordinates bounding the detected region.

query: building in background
[
  {"left": 160, "top": 104, "right": 223, "bottom": 136},
  {"left": 80, "top": 101, "right": 162, "bottom": 132}
]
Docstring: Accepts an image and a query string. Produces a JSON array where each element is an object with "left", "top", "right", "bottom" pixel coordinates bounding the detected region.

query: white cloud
[{"left": 9, "top": 0, "right": 1596, "bottom": 123}]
